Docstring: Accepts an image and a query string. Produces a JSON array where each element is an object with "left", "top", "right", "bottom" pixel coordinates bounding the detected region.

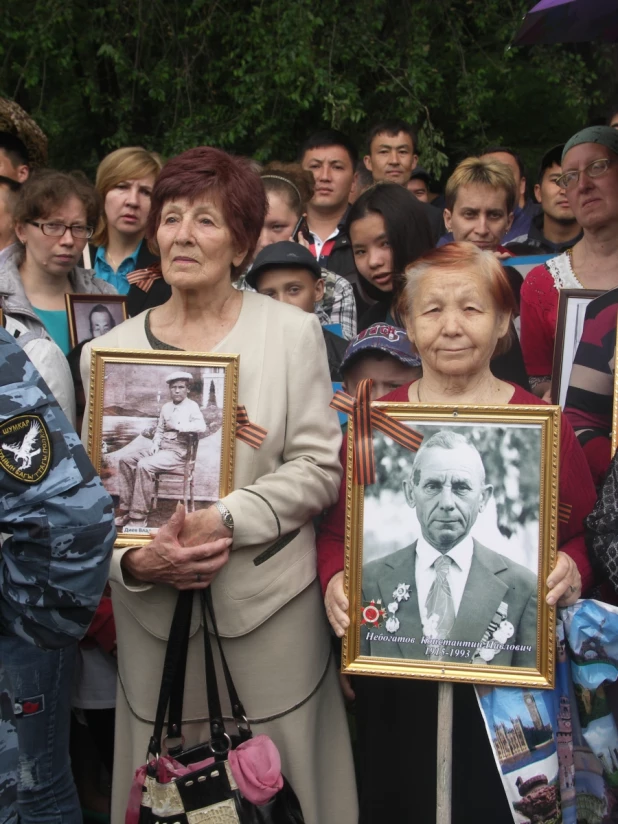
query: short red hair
[
  {"left": 147, "top": 147, "right": 267, "bottom": 279},
  {"left": 403, "top": 242, "right": 517, "bottom": 356}
]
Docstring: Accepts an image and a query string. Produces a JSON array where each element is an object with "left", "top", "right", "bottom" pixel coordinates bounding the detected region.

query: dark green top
[{"left": 145, "top": 310, "right": 182, "bottom": 351}]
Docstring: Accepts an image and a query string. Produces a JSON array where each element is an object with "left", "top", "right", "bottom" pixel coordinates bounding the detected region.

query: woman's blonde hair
[
  {"left": 92, "top": 146, "right": 163, "bottom": 247},
  {"left": 445, "top": 157, "right": 517, "bottom": 214}
]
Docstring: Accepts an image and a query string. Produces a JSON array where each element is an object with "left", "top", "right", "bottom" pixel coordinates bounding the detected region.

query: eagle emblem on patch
[{"left": 0, "top": 414, "right": 52, "bottom": 483}]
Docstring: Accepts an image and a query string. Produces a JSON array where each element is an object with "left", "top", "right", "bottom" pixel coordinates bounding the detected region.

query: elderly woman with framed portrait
[
  {"left": 318, "top": 241, "right": 597, "bottom": 823},
  {"left": 81, "top": 147, "right": 357, "bottom": 824}
]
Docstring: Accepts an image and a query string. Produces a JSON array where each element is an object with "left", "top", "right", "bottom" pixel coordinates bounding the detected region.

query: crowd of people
[{"left": 2, "top": 98, "right": 618, "bottom": 824}]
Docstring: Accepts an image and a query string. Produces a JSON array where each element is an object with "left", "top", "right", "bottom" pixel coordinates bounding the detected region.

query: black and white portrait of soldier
[
  {"left": 114, "top": 370, "right": 206, "bottom": 529},
  {"left": 361, "top": 429, "right": 538, "bottom": 668},
  {"left": 89, "top": 303, "right": 116, "bottom": 338},
  {"left": 72, "top": 298, "right": 127, "bottom": 346}
]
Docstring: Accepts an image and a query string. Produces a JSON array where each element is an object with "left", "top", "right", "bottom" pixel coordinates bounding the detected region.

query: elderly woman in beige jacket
[{"left": 81, "top": 147, "right": 357, "bottom": 824}]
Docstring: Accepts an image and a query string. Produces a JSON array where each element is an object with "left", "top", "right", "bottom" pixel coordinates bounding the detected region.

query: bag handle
[
  {"left": 149, "top": 590, "right": 193, "bottom": 759},
  {"left": 199, "top": 590, "right": 230, "bottom": 757},
  {"left": 152, "top": 589, "right": 252, "bottom": 759},
  {"left": 203, "top": 589, "right": 251, "bottom": 738}
]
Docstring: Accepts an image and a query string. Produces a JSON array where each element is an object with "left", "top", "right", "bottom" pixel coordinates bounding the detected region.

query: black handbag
[{"left": 131, "top": 588, "right": 306, "bottom": 824}]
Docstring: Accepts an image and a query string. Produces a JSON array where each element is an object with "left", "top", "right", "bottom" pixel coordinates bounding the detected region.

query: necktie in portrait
[{"left": 425, "top": 554, "right": 455, "bottom": 658}]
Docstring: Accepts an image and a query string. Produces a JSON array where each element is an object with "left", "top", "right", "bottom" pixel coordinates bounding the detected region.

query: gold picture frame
[
  {"left": 65, "top": 293, "right": 129, "bottom": 349},
  {"left": 342, "top": 402, "right": 560, "bottom": 689},
  {"left": 611, "top": 320, "right": 618, "bottom": 459},
  {"left": 550, "top": 288, "right": 602, "bottom": 407},
  {"left": 87, "top": 348, "right": 238, "bottom": 547}
]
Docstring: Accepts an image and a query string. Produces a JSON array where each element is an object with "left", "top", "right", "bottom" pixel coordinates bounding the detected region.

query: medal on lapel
[
  {"left": 385, "top": 583, "right": 411, "bottom": 633},
  {"left": 361, "top": 599, "right": 386, "bottom": 628},
  {"left": 473, "top": 601, "right": 509, "bottom": 663}
]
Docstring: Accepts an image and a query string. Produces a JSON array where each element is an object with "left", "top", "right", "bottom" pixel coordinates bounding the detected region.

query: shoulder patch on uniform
[{"left": 0, "top": 414, "right": 52, "bottom": 484}]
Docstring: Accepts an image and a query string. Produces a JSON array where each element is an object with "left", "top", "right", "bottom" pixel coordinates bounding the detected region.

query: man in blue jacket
[{"left": 0, "top": 327, "right": 115, "bottom": 824}]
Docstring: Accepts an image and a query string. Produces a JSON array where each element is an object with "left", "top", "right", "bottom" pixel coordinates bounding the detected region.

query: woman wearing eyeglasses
[
  {"left": 520, "top": 126, "right": 618, "bottom": 398},
  {"left": 0, "top": 169, "right": 116, "bottom": 355}
]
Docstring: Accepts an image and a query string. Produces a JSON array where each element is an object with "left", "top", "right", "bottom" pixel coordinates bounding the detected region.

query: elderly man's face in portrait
[
  {"left": 169, "top": 380, "right": 189, "bottom": 404},
  {"left": 403, "top": 444, "right": 492, "bottom": 551},
  {"left": 90, "top": 310, "right": 114, "bottom": 338}
]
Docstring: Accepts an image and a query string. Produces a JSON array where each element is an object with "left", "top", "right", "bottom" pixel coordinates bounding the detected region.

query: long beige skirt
[{"left": 110, "top": 582, "right": 358, "bottom": 824}]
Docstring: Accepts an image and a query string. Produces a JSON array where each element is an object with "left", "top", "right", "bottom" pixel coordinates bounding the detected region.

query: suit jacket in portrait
[{"left": 360, "top": 539, "right": 537, "bottom": 668}]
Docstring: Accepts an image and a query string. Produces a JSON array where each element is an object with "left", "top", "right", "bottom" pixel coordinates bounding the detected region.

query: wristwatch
[{"left": 214, "top": 500, "right": 234, "bottom": 533}]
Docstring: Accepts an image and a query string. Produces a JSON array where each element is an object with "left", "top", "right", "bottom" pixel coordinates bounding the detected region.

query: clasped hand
[{"left": 122, "top": 503, "right": 232, "bottom": 590}]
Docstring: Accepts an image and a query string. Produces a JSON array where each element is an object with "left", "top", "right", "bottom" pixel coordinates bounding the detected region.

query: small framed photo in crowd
[
  {"left": 86, "top": 349, "right": 239, "bottom": 547},
  {"left": 65, "top": 293, "right": 129, "bottom": 349},
  {"left": 342, "top": 402, "right": 559, "bottom": 689},
  {"left": 550, "top": 289, "right": 602, "bottom": 408},
  {"left": 612, "top": 326, "right": 618, "bottom": 458}
]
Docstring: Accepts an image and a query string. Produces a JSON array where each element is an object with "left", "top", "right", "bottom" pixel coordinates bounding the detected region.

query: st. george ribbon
[
  {"left": 331, "top": 381, "right": 574, "bottom": 526},
  {"left": 558, "top": 501, "right": 572, "bottom": 526},
  {"left": 330, "top": 378, "right": 424, "bottom": 486},
  {"left": 236, "top": 405, "right": 268, "bottom": 449}
]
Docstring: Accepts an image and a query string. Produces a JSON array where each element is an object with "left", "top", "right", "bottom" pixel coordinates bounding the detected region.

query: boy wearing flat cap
[
  {"left": 248, "top": 240, "right": 348, "bottom": 381},
  {"left": 115, "top": 371, "right": 206, "bottom": 528}
]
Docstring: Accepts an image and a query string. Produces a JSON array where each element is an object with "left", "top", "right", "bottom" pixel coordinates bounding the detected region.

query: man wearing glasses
[
  {"left": 519, "top": 126, "right": 618, "bottom": 399},
  {"left": 0, "top": 170, "right": 117, "bottom": 355}
]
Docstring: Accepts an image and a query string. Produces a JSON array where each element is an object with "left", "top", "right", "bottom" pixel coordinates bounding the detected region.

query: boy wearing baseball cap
[
  {"left": 341, "top": 324, "right": 422, "bottom": 401},
  {"left": 247, "top": 240, "right": 348, "bottom": 380}
]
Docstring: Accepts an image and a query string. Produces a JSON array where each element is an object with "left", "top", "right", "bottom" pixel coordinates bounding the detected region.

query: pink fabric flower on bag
[{"left": 228, "top": 735, "right": 283, "bottom": 804}]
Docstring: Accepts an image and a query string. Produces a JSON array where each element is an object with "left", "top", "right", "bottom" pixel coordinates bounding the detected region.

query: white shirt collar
[
  {"left": 416, "top": 533, "right": 474, "bottom": 574},
  {"left": 309, "top": 226, "right": 340, "bottom": 258}
]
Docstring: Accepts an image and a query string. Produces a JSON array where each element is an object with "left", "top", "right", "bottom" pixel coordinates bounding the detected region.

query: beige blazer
[{"left": 81, "top": 291, "right": 342, "bottom": 642}]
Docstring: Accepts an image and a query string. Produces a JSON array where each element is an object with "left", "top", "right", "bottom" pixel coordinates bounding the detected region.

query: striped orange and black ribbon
[
  {"left": 558, "top": 502, "right": 572, "bottom": 525},
  {"left": 236, "top": 405, "right": 268, "bottom": 449},
  {"left": 331, "top": 379, "right": 424, "bottom": 485},
  {"left": 125, "top": 265, "right": 163, "bottom": 293}
]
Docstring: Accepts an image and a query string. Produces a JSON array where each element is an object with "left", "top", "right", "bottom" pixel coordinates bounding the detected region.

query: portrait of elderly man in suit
[{"left": 361, "top": 430, "right": 537, "bottom": 668}]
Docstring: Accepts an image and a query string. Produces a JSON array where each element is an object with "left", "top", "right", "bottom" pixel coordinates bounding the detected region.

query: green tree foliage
[
  {"left": 366, "top": 424, "right": 541, "bottom": 538},
  {"left": 0, "top": 0, "right": 614, "bottom": 175}
]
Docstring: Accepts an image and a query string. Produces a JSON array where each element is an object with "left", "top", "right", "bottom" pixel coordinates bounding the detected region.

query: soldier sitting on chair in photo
[
  {"left": 361, "top": 430, "right": 538, "bottom": 668},
  {"left": 114, "top": 371, "right": 206, "bottom": 529}
]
